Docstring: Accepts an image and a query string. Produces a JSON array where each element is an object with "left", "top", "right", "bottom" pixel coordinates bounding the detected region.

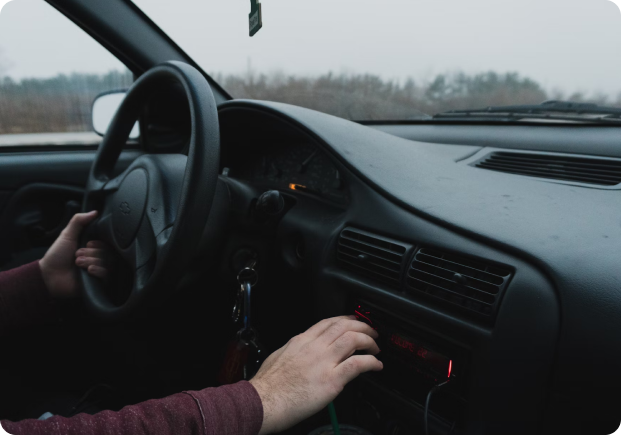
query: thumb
[{"left": 62, "top": 210, "right": 98, "bottom": 240}]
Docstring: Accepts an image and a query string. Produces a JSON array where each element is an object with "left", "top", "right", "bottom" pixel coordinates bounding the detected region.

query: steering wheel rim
[{"left": 81, "top": 61, "right": 220, "bottom": 320}]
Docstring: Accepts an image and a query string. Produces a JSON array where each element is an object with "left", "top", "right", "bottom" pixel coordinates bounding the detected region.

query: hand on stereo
[
  {"left": 249, "top": 315, "right": 383, "bottom": 434},
  {"left": 40, "top": 211, "right": 114, "bottom": 298}
]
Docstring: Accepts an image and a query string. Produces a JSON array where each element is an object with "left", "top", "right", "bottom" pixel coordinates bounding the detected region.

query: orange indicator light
[{"left": 289, "top": 183, "right": 307, "bottom": 191}]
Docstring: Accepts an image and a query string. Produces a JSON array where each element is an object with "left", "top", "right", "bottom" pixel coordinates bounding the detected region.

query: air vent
[
  {"left": 475, "top": 151, "right": 621, "bottom": 186},
  {"left": 406, "top": 248, "right": 513, "bottom": 317},
  {"left": 337, "top": 228, "right": 408, "bottom": 287}
]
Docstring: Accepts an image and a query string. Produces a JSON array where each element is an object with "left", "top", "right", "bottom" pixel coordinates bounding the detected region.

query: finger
[
  {"left": 304, "top": 316, "right": 355, "bottom": 340},
  {"left": 319, "top": 319, "right": 379, "bottom": 345},
  {"left": 76, "top": 256, "right": 105, "bottom": 269},
  {"left": 87, "top": 265, "right": 108, "bottom": 280},
  {"left": 334, "top": 355, "right": 383, "bottom": 386},
  {"left": 86, "top": 240, "right": 107, "bottom": 249},
  {"left": 62, "top": 211, "right": 98, "bottom": 240},
  {"left": 330, "top": 331, "right": 380, "bottom": 362},
  {"left": 75, "top": 248, "right": 107, "bottom": 259}
]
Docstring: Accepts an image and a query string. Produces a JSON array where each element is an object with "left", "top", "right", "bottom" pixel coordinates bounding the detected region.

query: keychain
[{"left": 217, "top": 264, "right": 265, "bottom": 384}]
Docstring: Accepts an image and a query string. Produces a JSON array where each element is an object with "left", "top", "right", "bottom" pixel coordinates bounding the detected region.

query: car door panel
[
  {"left": 0, "top": 149, "right": 142, "bottom": 269},
  {"left": 0, "top": 149, "right": 142, "bottom": 189}
]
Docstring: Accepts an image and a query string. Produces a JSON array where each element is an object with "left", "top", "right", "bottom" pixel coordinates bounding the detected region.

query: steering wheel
[{"left": 81, "top": 61, "right": 220, "bottom": 320}]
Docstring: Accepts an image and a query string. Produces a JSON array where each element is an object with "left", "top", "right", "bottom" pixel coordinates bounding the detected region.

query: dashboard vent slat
[
  {"left": 337, "top": 228, "right": 408, "bottom": 287},
  {"left": 475, "top": 152, "right": 621, "bottom": 186},
  {"left": 406, "top": 248, "right": 513, "bottom": 317}
]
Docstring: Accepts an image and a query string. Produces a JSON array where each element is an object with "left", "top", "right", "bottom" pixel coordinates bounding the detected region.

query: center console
[{"left": 352, "top": 301, "right": 470, "bottom": 434}]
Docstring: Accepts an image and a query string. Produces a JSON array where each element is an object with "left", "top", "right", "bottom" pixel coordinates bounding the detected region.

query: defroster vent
[
  {"left": 337, "top": 228, "right": 409, "bottom": 287},
  {"left": 406, "top": 248, "right": 513, "bottom": 317},
  {"left": 475, "top": 151, "right": 621, "bottom": 187}
]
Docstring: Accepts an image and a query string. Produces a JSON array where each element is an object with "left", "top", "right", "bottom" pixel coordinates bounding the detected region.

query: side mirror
[{"left": 92, "top": 91, "right": 140, "bottom": 139}]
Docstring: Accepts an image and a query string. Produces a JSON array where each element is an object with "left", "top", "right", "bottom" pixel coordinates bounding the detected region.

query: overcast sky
[{"left": 1, "top": 0, "right": 621, "bottom": 96}]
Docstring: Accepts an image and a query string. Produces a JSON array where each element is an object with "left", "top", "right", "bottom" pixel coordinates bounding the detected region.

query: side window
[{"left": 0, "top": 0, "right": 133, "bottom": 146}]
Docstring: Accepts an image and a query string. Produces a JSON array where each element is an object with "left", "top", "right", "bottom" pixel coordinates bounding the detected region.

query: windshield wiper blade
[{"left": 433, "top": 100, "right": 621, "bottom": 123}]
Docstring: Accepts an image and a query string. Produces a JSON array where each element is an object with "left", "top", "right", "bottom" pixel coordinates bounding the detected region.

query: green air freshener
[{"left": 249, "top": 0, "right": 262, "bottom": 36}]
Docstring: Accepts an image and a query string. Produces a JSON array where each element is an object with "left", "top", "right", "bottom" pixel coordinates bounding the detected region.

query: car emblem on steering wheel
[{"left": 119, "top": 201, "right": 131, "bottom": 215}]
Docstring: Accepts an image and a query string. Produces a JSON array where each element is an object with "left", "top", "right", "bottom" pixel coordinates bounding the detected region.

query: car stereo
[
  {"left": 386, "top": 328, "right": 452, "bottom": 380},
  {"left": 354, "top": 302, "right": 466, "bottom": 388},
  {"left": 352, "top": 301, "right": 469, "bottom": 431}
]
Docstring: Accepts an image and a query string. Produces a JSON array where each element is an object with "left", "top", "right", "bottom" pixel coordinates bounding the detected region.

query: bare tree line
[
  {"left": 0, "top": 70, "right": 133, "bottom": 134},
  {"left": 0, "top": 68, "right": 619, "bottom": 134},
  {"left": 215, "top": 70, "right": 621, "bottom": 120}
]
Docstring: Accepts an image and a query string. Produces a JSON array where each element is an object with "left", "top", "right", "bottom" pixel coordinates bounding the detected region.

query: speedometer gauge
[{"left": 229, "top": 141, "right": 348, "bottom": 204}]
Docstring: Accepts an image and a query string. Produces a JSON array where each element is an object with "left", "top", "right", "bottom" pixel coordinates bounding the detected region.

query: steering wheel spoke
[
  {"left": 92, "top": 211, "right": 116, "bottom": 247},
  {"left": 134, "top": 213, "right": 157, "bottom": 270}
]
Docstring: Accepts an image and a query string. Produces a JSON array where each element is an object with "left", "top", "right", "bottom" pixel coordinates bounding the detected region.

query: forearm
[
  {"left": 1, "top": 381, "right": 263, "bottom": 435},
  {"left": 0, "top": 261, "right": 57, "bottom": 336},
  {"left": 186, "top": 381, "right": 263, "bottom": 435},
  {"left": 1, "top": 392, "right": 203, "bottom": 435}
]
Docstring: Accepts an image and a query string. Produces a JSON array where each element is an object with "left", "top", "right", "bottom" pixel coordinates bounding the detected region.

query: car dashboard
[{"left": 215, "top": 100, "right": 621, "bottom": 435}]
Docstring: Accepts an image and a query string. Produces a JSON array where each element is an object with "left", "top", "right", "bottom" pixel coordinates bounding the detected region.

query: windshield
[{"left": 133, "top": 0, "right": 621, "bottom": 121}]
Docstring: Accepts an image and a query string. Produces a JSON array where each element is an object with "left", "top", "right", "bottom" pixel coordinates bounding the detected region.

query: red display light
[
  {"left": 354, "top": 310, "right": 372, "bottom": 325},
  {"left": 390, "top": 333, "right": 428, "bottom": 358},
  {"left": 354, "top": 306, "right": 374, "bottom": 329},
  {"left": 388, "top": 332, "right": 452, "bottom": 379}
]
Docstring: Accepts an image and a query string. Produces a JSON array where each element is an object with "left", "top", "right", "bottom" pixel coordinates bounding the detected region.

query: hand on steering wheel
[{"left": 40, "top": 211, "right": 114, "bottom": 298}]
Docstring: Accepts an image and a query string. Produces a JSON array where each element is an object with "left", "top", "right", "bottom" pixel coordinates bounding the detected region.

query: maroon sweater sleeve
[
  {"left": 1, "top": 381, "right": 263, "bottom": 435},
  {"left": 0, "top": 260, "right": 56, "bottom": 336}
]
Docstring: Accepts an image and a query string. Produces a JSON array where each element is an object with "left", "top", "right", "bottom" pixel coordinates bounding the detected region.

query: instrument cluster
[{"left": 227, "top": 142, "right": 348, "bottom": 204}]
